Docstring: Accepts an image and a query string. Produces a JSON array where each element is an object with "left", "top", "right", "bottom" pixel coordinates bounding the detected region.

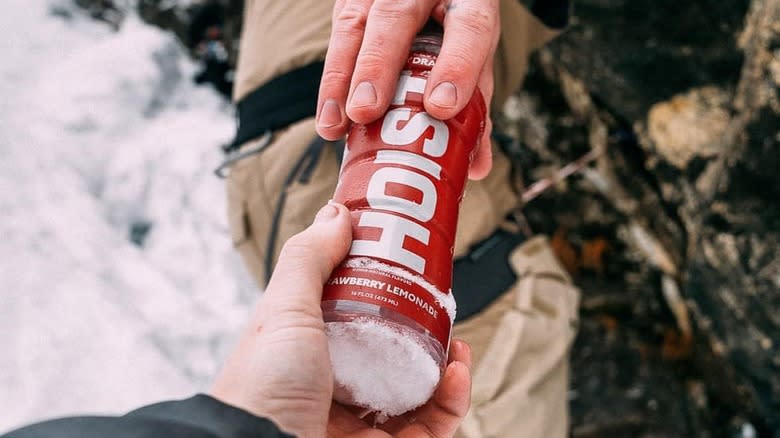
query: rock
[
  {"left": 647, "top": 87, "right": 731, "bottom": 169},
  {"left": 547, "top": 0, "right": 751, "bottom": 121},
  {"left": 542, "top": 0, "right": 780, "bottom": 433}
]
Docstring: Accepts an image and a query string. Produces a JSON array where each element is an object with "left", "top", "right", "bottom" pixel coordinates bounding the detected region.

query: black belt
[
  {"left": 227, "top": 61, "right": 324, "bottom": 152},
  {"left": 225, "top": 62, "right": 523, "bottom": 323},
  {"left": 452, "top": 229, "right": 524, "bottom": 322}
]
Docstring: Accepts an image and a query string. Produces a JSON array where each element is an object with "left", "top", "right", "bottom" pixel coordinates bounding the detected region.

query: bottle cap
[{"left": 412, "top": 20, "right": 443, "bottom": 54}]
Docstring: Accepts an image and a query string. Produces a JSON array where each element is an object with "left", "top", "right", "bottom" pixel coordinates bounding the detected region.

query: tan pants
[{"left": 227, "top": 2, "right": 579, "bottom": 436}]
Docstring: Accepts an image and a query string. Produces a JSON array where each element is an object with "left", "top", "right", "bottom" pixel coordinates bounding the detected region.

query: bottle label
[
  {"left": 324, "top": 265, "right": 452, "bottom": 348},
  {"left": 324, "top": 50, "right": 486, "bottom": 349}
]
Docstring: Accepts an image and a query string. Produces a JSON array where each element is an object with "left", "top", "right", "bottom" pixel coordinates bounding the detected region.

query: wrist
[
  {"left": 209, "top": 388, "right": 327, "bottom": 438},
  {"left": 255, "top": 399, "right": 328, "bottom": 438}
]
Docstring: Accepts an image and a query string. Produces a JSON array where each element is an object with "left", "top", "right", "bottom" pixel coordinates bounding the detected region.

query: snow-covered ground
[{"left": 0, "top": 1, "right": 258, "bottom": 432}]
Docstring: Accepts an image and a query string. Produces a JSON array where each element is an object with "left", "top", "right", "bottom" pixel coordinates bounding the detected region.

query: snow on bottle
[{"left": 321, "top": 21, "right": 486, "bottom": 418}]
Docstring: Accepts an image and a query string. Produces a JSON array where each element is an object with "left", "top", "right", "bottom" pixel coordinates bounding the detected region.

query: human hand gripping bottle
[{"left": 321, "top": 21, "right": 486, "bottom": 418}]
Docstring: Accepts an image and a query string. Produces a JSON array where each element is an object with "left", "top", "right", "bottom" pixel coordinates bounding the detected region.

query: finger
[
  {"left": 317, "top": 0, "right": 373, "bottom": 140},
  {"left": 448, "top": 339, "right": 472, "bottom": 370},
  {"left": 327, "top": 403, "right": 375, "bottom": 436},
  {"left": 345, "top": 0, "right": 438, "bottom": 124},
  {"left": 467, "top": 50, "right": 496, "bottom": 180},
  {"left": 263, "top": 203, "right": 352, "bottom": 312},
  {"left": 395, "top": 360, "right": 472, "bottom": 438},
  {"left": 424, "top": 0, "right": 499, "bottom": 121},
  {"left": 468, "top": 117, "right": 493, "bottom": 180}
]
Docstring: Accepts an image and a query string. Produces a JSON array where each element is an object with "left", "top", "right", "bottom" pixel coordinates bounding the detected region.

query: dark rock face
[
  {"left": 550, "top": 0, "right": 751, "bottom": 121},
  {"left": 534, "top": 0, "right": 780, "bottom": 433},
  {"left": 74, "top": 0, "right": 780, "bottom": 435}
]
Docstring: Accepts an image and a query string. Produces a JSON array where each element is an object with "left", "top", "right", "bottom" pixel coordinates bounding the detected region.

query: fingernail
[
  {"left": 429, "top": 81, "right": 457, "bottom": 108},
  {"left": 318, "top": 99, "right": 341, "bottom": 128},
  {"left": 350, "top": 81, "right": 377, "bottom": 108},
  {"left": 314, "top": 203, "right": 339, "bottom": 222}
]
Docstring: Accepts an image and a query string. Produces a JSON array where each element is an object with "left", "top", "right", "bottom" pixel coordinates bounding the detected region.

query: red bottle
[{"left": 322, "top": 22, "right": 486, "bottom": 416}]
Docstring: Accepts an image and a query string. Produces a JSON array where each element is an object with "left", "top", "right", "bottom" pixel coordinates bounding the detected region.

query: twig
[{"left": 521, "top": 146, "right": 605, "bottom": 204}]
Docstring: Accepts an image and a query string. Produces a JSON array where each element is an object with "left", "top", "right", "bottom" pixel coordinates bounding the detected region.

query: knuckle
[
  {"left": 356, "top": 49, "right": 387, "bottom": 71},
  {"left": 320, "top": 68, "right": 350, "bottom": 88},
  {"left": 279, "top": 235, "right": 317, "bottom": 264},
  {"left": 272, "top": 299, "right": 325, "bottom": 322},
  {"left": 438, "top": 50, "right": 474, "bottom": 78},
  {"left": 447, "top": 50, "right": 474, "bottom": 70},
  {"left": 353, "top": 51, "right": 392, "bottom": 85},
  {"left": 371, "top": 0, "right": 419, "bottom": 20},
  {"left": 334, "top": 2, "right": 368, "bottom": 32},
  {"left": 457, "top": 5, "right": 496, "bottom": 35}
]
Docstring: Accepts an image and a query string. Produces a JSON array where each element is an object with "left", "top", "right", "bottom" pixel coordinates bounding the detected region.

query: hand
[
  {"left": 316, "top": 0, "right": 501, "bottom": 180},
  {"left": 328, "top": 340, "right": 472, "bottom": 438},
  {"left": 210, "top": 203, "right": 472, "bottom": 437}
]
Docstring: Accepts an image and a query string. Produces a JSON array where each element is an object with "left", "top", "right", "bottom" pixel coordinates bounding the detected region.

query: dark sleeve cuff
[
  {"left": 126, "top": 394, "right": 295, "bottom": 438},
  {"left": 2, "top": 395, "right": 293, "bottom": 438},
  {"left": 518, "top": 0, "right": 571, "bottom": 29}
]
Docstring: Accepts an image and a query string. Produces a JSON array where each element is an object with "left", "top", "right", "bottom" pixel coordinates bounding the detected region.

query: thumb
[{"left": 262, "top": 202, "right": 352, "bottom": 311}]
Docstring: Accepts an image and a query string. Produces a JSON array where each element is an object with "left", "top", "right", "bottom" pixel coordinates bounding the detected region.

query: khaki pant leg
[
  {"left": 492, "top": 0, "right": 561, "bottom": 112},
  {"left": 233, "top": 0, "right": 335, "bottom": 102},
  {"left": 453, "top": 237, "right": 580, "bottom": 438},
  {"left": 225, "top": 119, "right": 340, "bottom": 288},
  {"left": 228, "top": 0, "right": 338, "bottom": 287}
]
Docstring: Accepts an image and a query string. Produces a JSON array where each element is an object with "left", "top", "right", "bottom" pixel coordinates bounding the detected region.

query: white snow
[
  {"left": 0, "top": 0, "right": 256, "bottom": 433},
  {"left": 327, "top": 319, "right": 442, "bottom": 417}
]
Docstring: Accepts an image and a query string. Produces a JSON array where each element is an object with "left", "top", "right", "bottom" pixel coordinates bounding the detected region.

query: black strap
[
  {"left": 517, "top": 0, "right": 570, "bottom": 29},
  {"left": 264, "top": 136, "right": 325, "bottom": 286},
  {"left": 452, "top": 229, "right": 525, "bottom": 322},
  {"left": 264, "top": 136, "right": 332, "bottom": 284},
  {"left": 228, "top": 61, "right": 325, "bottom": 151}
]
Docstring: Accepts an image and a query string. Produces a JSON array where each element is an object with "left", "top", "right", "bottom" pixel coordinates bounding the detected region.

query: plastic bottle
[{"left": 321, "top": 21, "right": 486, "bottom": 417}]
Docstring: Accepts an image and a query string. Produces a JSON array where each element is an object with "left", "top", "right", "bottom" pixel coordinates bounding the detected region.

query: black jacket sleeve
[{"left": 2, "top": 394, "right": 295, "bottom": 438}]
